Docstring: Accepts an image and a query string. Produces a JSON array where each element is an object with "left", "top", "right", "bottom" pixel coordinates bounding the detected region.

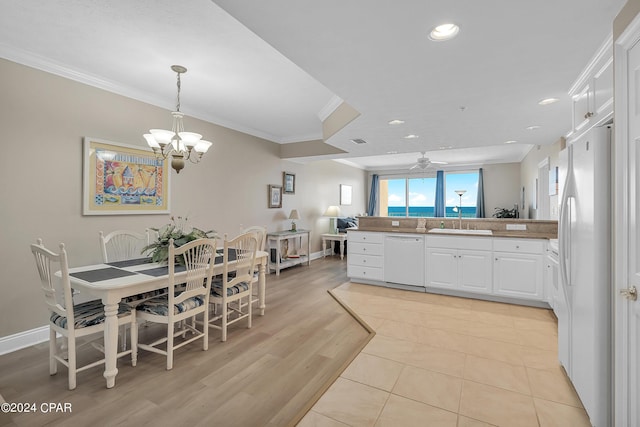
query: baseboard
[{"left": 0, "top": 326, "right": 49, "bottom": 356}]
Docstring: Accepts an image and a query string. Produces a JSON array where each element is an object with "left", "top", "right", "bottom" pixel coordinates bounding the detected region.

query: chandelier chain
[{"left": 175, "top": 71, "right": 181, "bottom": 113}]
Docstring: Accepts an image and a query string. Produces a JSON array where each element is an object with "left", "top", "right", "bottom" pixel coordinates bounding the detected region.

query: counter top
[{"left": 352, "top": 227, "right": 556, "bottom": 240}]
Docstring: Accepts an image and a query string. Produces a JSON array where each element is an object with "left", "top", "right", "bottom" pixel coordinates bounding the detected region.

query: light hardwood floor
[{"left": 0, "top": 258, "right": 371, "bottom": 427}]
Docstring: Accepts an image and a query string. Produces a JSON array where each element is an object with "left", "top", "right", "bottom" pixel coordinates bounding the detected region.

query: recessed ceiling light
[
  {"left": 504, "top": 140, "right": 517, "bottom": 144},
  {"left": 388, "top": 119, "right": 405, "bottom": 125},
  {"left": 429, "top": 23, "right": 459, "bottom": 41},
  {"left": 526, "top": 125, "right": 541, "bottom": 131},
  {"left": 439, "top": 146, "right": 453, "bottom": 150},
  {"left": 538, "top": 98, "right": 559, "bottom": 105},
  {"left": 403, "top": 134, "right": 419, "bottom": 139},
  {"left": 386, "top": 151, "right": 398, "bottom": 154}
]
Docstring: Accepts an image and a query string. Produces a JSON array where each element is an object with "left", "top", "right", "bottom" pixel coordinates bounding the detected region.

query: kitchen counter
[{"left": 356, "top": 226, "right": 556, "bottom": 240}]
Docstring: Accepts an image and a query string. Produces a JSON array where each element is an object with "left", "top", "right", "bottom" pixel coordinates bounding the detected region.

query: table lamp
[
  {"left": 323, "top": 205, "right": 341, "bottom": 234},
  {"left": 289, "top": 209, "right": 300, "bottom": 231}
]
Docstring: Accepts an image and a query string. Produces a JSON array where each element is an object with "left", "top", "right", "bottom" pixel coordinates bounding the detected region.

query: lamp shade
[
  {"left": 323, "top": 206, "right": 341, "bottom": 217},
  {"left": 289, "top": 209, "right": 300, "bottom": 220}
]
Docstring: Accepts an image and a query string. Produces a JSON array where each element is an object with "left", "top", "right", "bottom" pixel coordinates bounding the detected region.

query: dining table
[{"left": 64, "top": 249, "right": 268, "bottom": 388}]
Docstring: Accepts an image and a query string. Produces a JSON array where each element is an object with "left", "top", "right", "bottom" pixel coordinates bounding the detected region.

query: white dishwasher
[{"left": 384, "top": 234, "right": 425, "bottom": 286}]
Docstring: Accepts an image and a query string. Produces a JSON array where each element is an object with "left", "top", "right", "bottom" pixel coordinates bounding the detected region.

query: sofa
[{"left": 334, "top": 217, "right": 358, "bottom": 254}]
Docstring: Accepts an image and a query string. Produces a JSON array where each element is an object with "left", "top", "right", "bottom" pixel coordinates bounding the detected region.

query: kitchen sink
[{"left": 428, "top": 228, "right": 493, "bottom": 235}]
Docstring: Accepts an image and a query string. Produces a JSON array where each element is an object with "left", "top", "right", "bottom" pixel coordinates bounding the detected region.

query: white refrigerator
[{"left": 558, "top": 124, "right": 611, "bottom": 426}]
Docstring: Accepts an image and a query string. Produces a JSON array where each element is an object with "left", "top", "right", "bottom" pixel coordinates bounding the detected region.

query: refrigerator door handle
[{"left": 559, "top": 146, "right": 574, "bottom": 288}]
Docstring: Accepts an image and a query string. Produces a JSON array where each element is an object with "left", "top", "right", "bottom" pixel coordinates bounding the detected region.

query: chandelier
[{"left": 144, "top": 65, "right": 212, "bottom": 174}]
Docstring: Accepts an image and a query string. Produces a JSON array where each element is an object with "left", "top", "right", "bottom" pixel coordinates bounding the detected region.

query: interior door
[{"left": 615, "top": 29, "right": 640, "bottom": 427}]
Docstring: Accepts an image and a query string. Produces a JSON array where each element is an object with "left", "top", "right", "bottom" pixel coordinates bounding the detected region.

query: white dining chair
[
  {"left": 239, "top": 225, "right": 266, "bottom": 307},
  {"left": 99, "top": 230, "right": 149, "bottom": 263},
  {"left": 30, "top": 239, "right": 137, "bottom": 390},
  {"left": 100, "top": 229, "right": 162, "bottom": 351},
  {"left": 134, "top": 237, "right": 216, "bottom": 370},
  {"left": 208, "top": 232, "right": 258, "bottom": 342}
]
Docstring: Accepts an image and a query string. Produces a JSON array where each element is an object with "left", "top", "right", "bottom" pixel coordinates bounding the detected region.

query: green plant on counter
[
  {"left": 493, "top": 207, "right": 518, "bottom": 218},
  {"left": 142, "top": 216, "right": 217, "bottom": 264}
]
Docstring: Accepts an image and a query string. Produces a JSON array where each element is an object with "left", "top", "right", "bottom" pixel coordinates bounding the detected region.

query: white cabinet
[
  {"left": 568, "top": 37, "right": 613, "bottom": 138},
  {"left": 493, "top": 238, "right": 544, "bottom": 300},
  {"left": 426, "top": 236, "right": 492, "bottom": 294},
  {"left": 384, "top": 235, "right": 424, "bottom": 286},
  {"left": 347, "top": 231, "right": 384, "bottom": 281}
]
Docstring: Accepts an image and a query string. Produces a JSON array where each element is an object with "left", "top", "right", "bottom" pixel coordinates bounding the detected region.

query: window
[
  {"left": 378, "top": 171, "right": 478, "bottom": 218},
  {"left": 408, "top": 177, "right": 436, "bottom": 217},
  {"left": 445, "top": 172, "right": 478, "bottom": 217},
  {"left": 381, "top": 178, "right": 407, "bottom": 217}
]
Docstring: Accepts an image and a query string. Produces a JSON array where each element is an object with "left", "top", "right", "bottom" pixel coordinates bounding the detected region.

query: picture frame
[
  {"left": 83, "top": 137, "right": 170, "bottom": 215},
  {"left": 283, "top": 171, "right": 296, "bottom": 194},
  {"left": 268, "top": 184, "right": 282, "bottom": 208},
  {"left": 340, "top": 184, "right": 352, "bottom": 205}
]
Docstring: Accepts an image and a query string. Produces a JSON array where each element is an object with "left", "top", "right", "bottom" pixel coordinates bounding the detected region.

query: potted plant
[
  {"left": 143, "top": 216, "right": 217, "bottom": 264},
  {"left": 492, "top": 207, "right": 518, "bottom": 218}
]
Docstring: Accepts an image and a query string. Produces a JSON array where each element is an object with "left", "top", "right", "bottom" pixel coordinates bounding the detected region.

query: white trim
[
  {"left": 613, "top": 12, "right": 640, "bottom": 426},
  {"left": 278, "top": 132, "right": 324, "bottom": 144},
  {"left": 568, "top": 34, "right": 613, "bottom": 96},
  {"left": 317, "top": 95, "right": 344, "bottom": 122},
  {"left": 0, "top": 326, "right": 50, "bottom": 356},
  {"left": 0, "top": 44, "right": 296, "bottom": 144}
]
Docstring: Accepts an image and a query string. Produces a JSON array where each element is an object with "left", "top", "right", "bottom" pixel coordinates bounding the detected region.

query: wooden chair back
[
  {"left": 99, "top": 230, "right": 148, "bottom": 263},
  {"left": 167, "top": 237, "right": 217, "bottom": 310},
  {"left": 30, "top": 239, "right": 74, "bottom": 326}
]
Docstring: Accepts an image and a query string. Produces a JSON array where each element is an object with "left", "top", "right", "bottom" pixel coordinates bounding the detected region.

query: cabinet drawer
[
  {"left": 348, "top": 254, "right": 383, "bottom": 268},
  {"left": 349, "top": 242, "right": 384, "bottom": 256},
  {"left": 348, "top": 231, "right": 384, "bottom": 244},
  {"left": 348, "top": 265, "right": 383, "bottom": 281},
  {"left": 426, "top": 235, "right": 492, "bottom": 251},
  {"left": 493, "top": 238, "right": 544, "bottom": 254}
]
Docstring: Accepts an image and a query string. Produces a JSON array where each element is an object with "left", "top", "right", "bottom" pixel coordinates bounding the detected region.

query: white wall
[
  {"left": 0, "top": 59, "right": 366, "bottom": 337},
  {"left": 482, "top": 163, "right": 522, "bottom": 217},
  {"left": 520, "top": 140, "right": 563, "bottom": 219}
]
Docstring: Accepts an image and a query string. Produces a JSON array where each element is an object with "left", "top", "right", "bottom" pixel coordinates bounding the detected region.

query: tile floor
[{"left": 297, "top": 283, "right": 591, "bottom": 427}]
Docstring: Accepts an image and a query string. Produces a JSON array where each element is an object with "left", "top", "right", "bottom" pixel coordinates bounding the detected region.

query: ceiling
[{"left": 0, "top": 0, "right": 625, "bottom": 171}]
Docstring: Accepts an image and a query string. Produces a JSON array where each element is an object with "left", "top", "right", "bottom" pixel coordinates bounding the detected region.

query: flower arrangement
[{"left": 143, "top": 216, "right": 217, "bottom": 264}]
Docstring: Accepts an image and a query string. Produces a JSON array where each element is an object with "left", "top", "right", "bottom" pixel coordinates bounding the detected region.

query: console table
[
  {"left": 321, "top": 233, "right": 347, "bottom": 260},
  {"left": 267, "top": 229, "right": 311, "bottom": 275}
]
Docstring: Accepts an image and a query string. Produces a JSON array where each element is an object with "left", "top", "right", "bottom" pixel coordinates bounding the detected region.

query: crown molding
[
  {"left": 0, "top": 44, "right": 295, "bottom": 144},
  {"left": 317, "top": 95, "right": 344, "bottom": 122}
]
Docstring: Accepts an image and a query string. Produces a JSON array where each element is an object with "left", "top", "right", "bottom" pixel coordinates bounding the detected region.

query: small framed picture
[
  {"left": 340, "top": 184, "right": 352, "bottom": 205},
  {"left": 268, "top": 184, "right": 282, "bottom": 208},
  {"left": 283, "top": 171, "right": 296, "bottom": 194}
]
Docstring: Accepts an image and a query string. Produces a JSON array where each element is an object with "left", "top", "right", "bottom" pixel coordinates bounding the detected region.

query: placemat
[
  {"left": 138, "top": 264, "right": 187, "bottom": 277},
  {"left": 106, "top": 257, "right": 152, "bottom": 268},
  {"left": 70, "top": 267, "right": 138, "bottom": 283}
]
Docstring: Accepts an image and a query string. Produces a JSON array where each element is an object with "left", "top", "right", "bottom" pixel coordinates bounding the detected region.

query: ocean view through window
[{"left": 380, "top": 171, "right": 479, "bottom": 218}]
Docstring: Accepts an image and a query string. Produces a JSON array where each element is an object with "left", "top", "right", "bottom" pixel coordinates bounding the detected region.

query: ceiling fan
[{"left": 409, "top": 152, "right": 448, "bottom": 170}]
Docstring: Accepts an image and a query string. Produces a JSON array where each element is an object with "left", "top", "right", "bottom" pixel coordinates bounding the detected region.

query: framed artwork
[
  {"left": 340, "top": 184, "right": 352, "bottom": 205},
  {"left": 83, "top": 137, "right": 170, "bottom": 215},
  {"left": 283, "top": 171, "right": 296, "bottom": 194},
  {"left": 268, "top": 184, "right": 282, "bottom": 208}
]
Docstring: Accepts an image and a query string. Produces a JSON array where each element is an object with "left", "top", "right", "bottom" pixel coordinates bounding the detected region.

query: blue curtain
[
  {"left": 367, "top": 174, "right": 379, "bottom": 216},
  {"left": 434, "top": 170, "right": 445, "bottom": 217},
  {"left": 476, "top": 168, "right": 485, "bottom": 218}
]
